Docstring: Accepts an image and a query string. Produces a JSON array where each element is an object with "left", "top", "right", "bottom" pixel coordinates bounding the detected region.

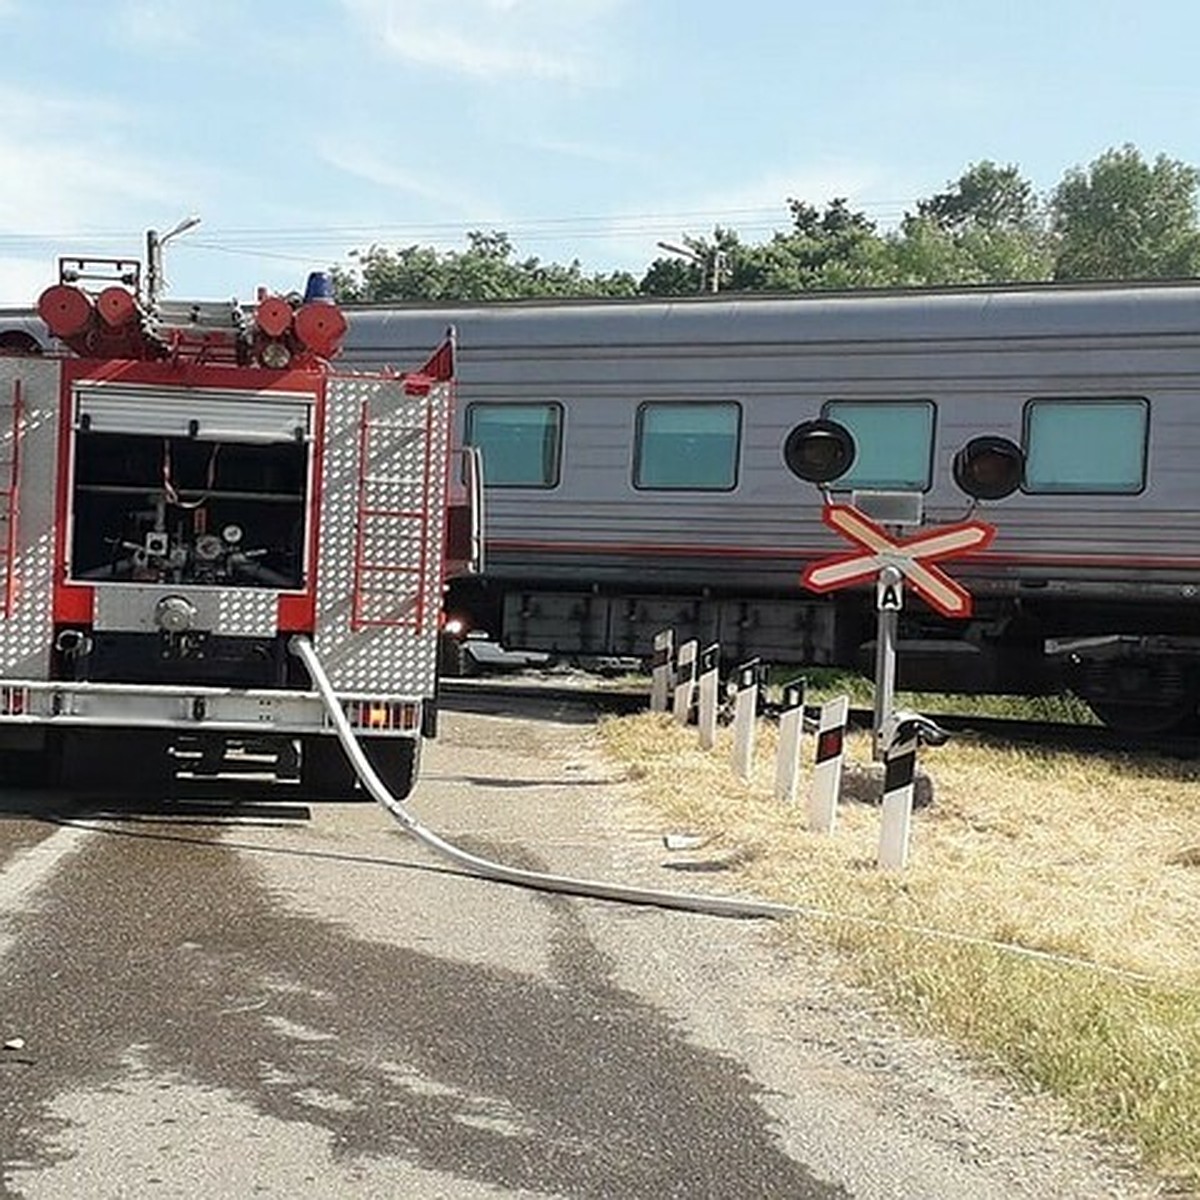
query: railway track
[{"left": 438, "top": 676, "right": 1200, "bottom": 760}]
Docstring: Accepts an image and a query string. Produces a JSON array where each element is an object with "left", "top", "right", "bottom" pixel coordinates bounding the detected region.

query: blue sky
[{"left": 1, "top": 0, "right": 1198, "bottom": 304}]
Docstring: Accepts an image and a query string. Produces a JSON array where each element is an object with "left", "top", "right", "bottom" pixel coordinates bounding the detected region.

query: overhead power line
[{"left": 0, "top": 199, "right": 921, "bottom": 256}]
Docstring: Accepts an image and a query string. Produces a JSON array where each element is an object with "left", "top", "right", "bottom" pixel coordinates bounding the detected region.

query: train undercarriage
[{"left": 443, "top": 574, "right": 1200, "bottom": 735}]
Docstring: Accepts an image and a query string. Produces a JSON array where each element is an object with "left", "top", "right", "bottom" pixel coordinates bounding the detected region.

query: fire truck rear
[{"left": 0, "top": 256, "right": 458, "bottom": 799}]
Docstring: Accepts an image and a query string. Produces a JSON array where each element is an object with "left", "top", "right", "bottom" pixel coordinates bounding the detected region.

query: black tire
[
  {"left": 300, "top": 736, "right": 358, "bottom": 800},
  {"left": 438, "top": 633, "right": 473, "bottom": 678},
  {"left": 0, "top": 748, "right": 56, "bottom": 789},
  {"left": 361, "top": 736, "right": 419, "bottom": 802},
  {"left": 50, "top": 729, "right": 174, "bottom": 798}
]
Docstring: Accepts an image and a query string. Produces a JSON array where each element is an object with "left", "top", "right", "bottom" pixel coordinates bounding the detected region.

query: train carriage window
[
  {"left": 822, "top": 400, "right": 935, "bottom": 490},
  {"left": 465, "top": 402, "right": 563, "bottom": 488},
  {"left": 1023, "top": 398, "right": 1148, "bottom": 493},
  {"left": 634, "top": 402, "right": 741, "bottom": 490}
]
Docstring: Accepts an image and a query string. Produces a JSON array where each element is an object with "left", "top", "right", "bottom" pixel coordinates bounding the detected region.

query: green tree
[
  {"left": 916, "top": 161, "right": 1042, "bottom": 233},
  {"left": 331, "top": 148, "right": 1200, "bottom": 304},
  {"left": 1051, "top": 145, "right": 1200, "bottom": 280},
  {"left": 639, "top": 228, "right": 765, "bottom": 295},
  {"left": 333, "top": 230, "right": 638, "bottom": 303},
  {"left": 884, "top": 162, "right": 1052, "bottom": 286},
  {"left": 749, "top": 199, "right": 893, "bottom": 291}
]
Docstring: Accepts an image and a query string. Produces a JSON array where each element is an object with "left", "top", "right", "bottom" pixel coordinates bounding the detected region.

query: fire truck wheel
[
  {"left": 300, "top": 737, "right": 358, "bottom": 801},
  {"left": 361, "top": 736, "right": 419, "bottom": 802},
  {"left": 438, "top": 632, "right": 473, "bottom": 678},
  {"left": 50, "top": 729, "right": 174, "bottom": 797},
  {"left": 0, "top": 748, "right": 56, "bottom": 788}
]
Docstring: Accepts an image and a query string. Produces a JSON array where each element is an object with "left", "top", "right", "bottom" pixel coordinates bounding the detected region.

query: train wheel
[
  {"left": 300, "top": 736, "right": 358, "bottom": 800},
  {"left": 1087, "top": 699, "right": 1198, "bottom": 737}
]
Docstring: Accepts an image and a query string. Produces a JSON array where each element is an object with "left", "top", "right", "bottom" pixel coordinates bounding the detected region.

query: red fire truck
[{"left": 0, "top": 255, "right": 467, "bottom": 800}]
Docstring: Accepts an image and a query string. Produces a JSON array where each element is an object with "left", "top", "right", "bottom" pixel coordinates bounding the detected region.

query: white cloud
[{"left": 340, "top": 0, "right": 625, "bottom": 83}]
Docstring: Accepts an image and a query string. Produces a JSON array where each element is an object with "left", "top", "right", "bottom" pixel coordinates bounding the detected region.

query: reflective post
[
  {"left": 697, "top": 643, "right": 720, "bottom": 750},
  {"left": 808, "top": 695, "right": 848, "bottom": 833},
  {"left": 731, "top": 658, "right": 760, "bottom": 781},
  {"left": 879, "top": 721, "right": 919, "bottom": 870},
  {"left": 672, "top": 639, "right": 698, "bottom": 725},
  {"left": 650, "top": 628, "right": 674, "bottom": 713},
  {"left": 773, "top": 677, "right": 806, "bottom": 803}
]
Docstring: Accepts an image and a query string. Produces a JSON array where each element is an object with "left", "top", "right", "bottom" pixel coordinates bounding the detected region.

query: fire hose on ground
[
  {"left": 289, "top": 635, "right": 793, "bottom": 921},
  {"left": 288, "top": 636, "right": 1166, "bottom": 985}
]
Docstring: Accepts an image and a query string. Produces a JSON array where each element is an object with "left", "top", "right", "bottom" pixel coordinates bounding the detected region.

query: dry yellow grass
[{"left": 599, "top": 712, "right": 1200, "bottom": 1185}]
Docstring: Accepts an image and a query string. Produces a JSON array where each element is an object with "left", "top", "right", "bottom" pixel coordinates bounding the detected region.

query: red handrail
[{"left": 3, "top": 380, "right": 22, "bottom": 618}]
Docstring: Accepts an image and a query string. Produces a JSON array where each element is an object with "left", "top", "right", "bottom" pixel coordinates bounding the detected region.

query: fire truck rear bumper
[{"left": 0, "top": 680, "right": 423, "bottom": 738}]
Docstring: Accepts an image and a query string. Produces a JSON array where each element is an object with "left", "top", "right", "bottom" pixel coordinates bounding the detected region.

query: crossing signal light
[
  {"left": 952, "top": 435, "right": 1024, "bottom": 500},
  {"left": 782, "top": 419, "right": 856, "bottom": 484}
]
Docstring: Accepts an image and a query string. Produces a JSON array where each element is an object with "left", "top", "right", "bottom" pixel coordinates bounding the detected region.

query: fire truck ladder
[
  {"left": 350, "top": 394, "right": 436, "bottom": 632},
  {"left": 0, "top": 380, "right": 23, "bottom": 618}
]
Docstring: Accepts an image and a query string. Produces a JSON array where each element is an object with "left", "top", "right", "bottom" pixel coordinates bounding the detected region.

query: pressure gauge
[
  {"left": 194, "top": 533, "right": 224, "bottom": 562},
  {"left": 222, "top": 524, "right": 243, "bottom": 545}
]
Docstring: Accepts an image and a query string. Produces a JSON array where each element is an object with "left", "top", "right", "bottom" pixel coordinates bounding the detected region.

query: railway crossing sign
[{"left": 802, "top": 504, "right": 996, "bottom": 619}]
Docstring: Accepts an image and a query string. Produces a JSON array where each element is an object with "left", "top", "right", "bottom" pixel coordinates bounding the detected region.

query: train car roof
[
  {"left": 340, "top": 279, "right": 1200, "bottom": 353},
  {"left": 6, "top": 280, "right": 1200, "bottom": 356}
]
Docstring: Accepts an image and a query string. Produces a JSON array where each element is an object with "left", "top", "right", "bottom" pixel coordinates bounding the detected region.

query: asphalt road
[{"left": 0, "top": 713, "right": 1161, "bottom": 1199}]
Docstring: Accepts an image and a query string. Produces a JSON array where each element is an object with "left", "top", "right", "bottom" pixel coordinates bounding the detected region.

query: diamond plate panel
[
  {"left": 216, "top": 589, "right": 278, "bottom": 635},
  {"left": 313, "top": 373, "right": 451, "bottom": 695},
  {"left": 93, "top": 585, "right": 278, "bottom": 635},
  {"left": 0, "top": 359, "right": 60, "bottom": 680}
]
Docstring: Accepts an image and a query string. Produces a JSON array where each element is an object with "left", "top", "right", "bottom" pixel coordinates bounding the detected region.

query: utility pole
[
  {"left": 145, "top": 215, "right": 201, "bottom": 312},
  {"left": 657, "top": 240, "right": 724, "bottom": 293}
]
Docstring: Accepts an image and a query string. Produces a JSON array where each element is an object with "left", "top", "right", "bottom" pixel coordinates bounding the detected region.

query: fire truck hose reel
[{"left": 287, "top": 635, "right": 794, "bottom": 922}]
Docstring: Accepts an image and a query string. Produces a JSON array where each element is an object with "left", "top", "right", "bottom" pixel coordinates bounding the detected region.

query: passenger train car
[
  {"left": 0, "top": 309, "right": 45, "bottom": 356},
  {"left": 7, "top": 283, "right": 1200, "bottom": 731}
]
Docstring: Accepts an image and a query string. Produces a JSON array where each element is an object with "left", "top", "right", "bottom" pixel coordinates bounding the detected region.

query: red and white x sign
[{"left": 801, "top": 504, "right": 996, "bottom": 618}]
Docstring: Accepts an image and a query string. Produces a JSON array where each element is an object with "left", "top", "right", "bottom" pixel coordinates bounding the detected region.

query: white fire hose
[
  {"left": 288, "top": 636, "right": 1166, "bottom": 983},
  {"left": 289, "top": 636, "right": 793, "bottom": 920}
]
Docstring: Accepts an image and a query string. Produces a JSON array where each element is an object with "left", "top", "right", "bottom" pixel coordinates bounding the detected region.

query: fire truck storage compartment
[{"left": 69, "top": 385, "right": 311, "bottom": 589}]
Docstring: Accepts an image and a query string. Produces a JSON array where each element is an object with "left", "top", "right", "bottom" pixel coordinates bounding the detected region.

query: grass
[
  {"left": 763, "top": 666, "right": 1102, "bottom": 724},
  {"left": 597, "top": 711, "right": 1200, "bottom": 1189}
]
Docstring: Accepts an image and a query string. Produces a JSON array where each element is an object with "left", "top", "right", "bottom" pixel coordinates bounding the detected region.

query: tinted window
[
  {"left": 465, "top": 403, "right": 562, "bottom": 488},
  {"left": 634, "top": 402, "right": 741, "bottom": 490},
  {"left": 823, "top": 400, "right": 935, "bottom": 490},
  {"left": 1024, "top": 398, "right": 1147, "bottom": 493}
]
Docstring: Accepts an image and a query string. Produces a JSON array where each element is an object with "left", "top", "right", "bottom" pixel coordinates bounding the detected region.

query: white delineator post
[
  {"left": 731, "top": 659, "right": 759, "bottom": 781},
  {"left": 697, "top": 643, "right": 720, "bottom": 750},
  {"left": 773, "top": 678, "right": 806, "bottom": 803},
  {"left": 672, "top": 639, "right": 698, "bottom": 725},
  {"left": 808, "top": 694, "right": 848, "bottom": 833},
  {"left": 650, "top": 628, "right": 674, "bottom": 713},
  {"left": 878, "top": 724, "right": 919, "bottom": 870}
]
